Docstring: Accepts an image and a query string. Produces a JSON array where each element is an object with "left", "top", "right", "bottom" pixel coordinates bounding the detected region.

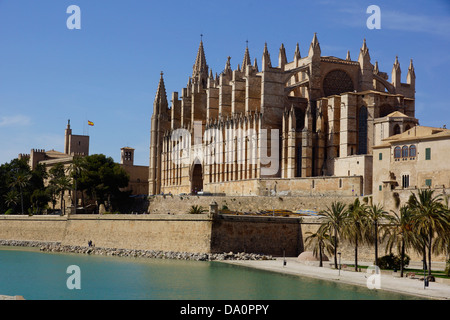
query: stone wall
[
  {"left": 0, "top": 214, "right": 446, "bottom": 262},
  {"left": 211, "top": 215, "right": 303, "bottom": 257},
  {"left": 0, "top": 215, "right": 67, "bottom": 242},
  {"left": 148, "top": 194, "right": 357, "bottom": 215}
]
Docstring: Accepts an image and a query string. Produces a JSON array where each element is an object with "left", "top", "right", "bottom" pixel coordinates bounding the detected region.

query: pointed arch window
[{"left": 358, "top": 106, "right": 368, "bottom": 154}]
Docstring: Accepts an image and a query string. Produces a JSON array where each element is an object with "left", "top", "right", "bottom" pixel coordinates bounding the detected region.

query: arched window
[
  {"left": 402, "top": 146, "right": 408, "bottom": 158},
  {"left": 358, "top": 106, "right": 368, "bottom": 154},
  {"left": 393, "top": 124, "right": 401, "bottom": 135},
  {"left": 394, "top": 146, "right": 401, "bottom": 158},
  {"left": 409, "top": 145, "right": 416, "bottom": 157}
]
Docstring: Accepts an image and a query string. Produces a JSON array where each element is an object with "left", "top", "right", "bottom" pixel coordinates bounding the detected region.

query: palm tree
[
  {"left": 408, "top": 189, "right": 449, "bottom": 275},
  {"left": 319, "top": 201, "right": 347, "bottom": 269},
  {"left": 305, "top": 226, "right": 334, "bottom": 267},
  {"left": 48, "top": 164, "right": 71, "bottom": 215},
  {"left": 385, "top": 205, "right": 415, "bottom": 277},
  {"left": 432, "top": 196, "right": 450, "bottom": 265},
  {"left": 9, "top": 172, "right": 31, "bottom": 214},
  {"left": 4, "top": 190, "right": 19, "bottom": 212},
  {"left": 188, "top": 205, "right": 207, "bottom": 214},
  {"left": 366, "top": 203, "right": 392, "bottom": 266},
  {"left": 68, "top": 157, "right": 86, "bottom": 213},
  {"left": 343, "top": 198, "right": 369, "bottom": 272}
]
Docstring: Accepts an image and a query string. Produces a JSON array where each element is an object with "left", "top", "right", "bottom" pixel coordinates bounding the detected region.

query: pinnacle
[
  {"left": 193, "top": 39, "right": 208, "bottom": 78},
  {"left": 241, "top": 46, "right": 251, "bottom": 74},
  {"left": 294, "top": 42, "right": 301, "bottom": 60},
  {"left": 154, "top": 72, "right": 168, "bottom": 111},
  {"left": 309, "top": 33, "right": 321, "bottom": 56}
]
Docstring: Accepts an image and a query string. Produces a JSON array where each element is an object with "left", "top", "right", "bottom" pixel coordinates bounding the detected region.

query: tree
[
  {"left": 76, "top": 154, "right": 129, "bottom": 212},
  {"left": 0, "top": 158, "right": 47, "bottom": 215},
  {"left": 48, "top": 163, "right": 71, "bottom": 215},
  {"left": 9, "top": 171, "right": 31, "bottom": 214},
  {"left": 68, "top": 156, "right": 87, "bottom": 211},
  {"left": 366, "top": 204, "right": 392, "bottom": 266},
  {"left": 343, "top": 198, "right": 369, "bottom": 272},
  {"left": 319, "top": 201, "right": 347, "bottom": 269},
  {"left": 408, "top": 189, "right": 450, "bottom": 276},
  {"left": 4, "top": 190, "right": 19, "bottom": 213},
  {"left": 385, "top": 205, "right": 416, "bottom": 277},
  {"left": 305, "top": 227, "right": 334, "bottom": 267},
  {"left": 31, "top": 189, "right": 51, "bottom": 215}
]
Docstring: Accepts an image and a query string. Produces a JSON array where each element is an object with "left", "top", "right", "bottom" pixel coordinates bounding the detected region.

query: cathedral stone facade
[{"left": 149, "top": 34, "right": 416, "bottom": 197}]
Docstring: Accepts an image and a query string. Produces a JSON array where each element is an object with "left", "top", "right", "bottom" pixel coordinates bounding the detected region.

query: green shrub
[
  {"left": 376, "top": 253, "right": 410, "bottom": 270},
  {"left": 188, "top": 205, "right": 207, "bottom": 214}
]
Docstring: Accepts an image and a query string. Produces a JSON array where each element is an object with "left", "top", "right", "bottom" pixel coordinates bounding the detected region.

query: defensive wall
[
  {"left": 0, "top": 212, "right": 446, "bottom": 262},
  {"left": 0, "top": 214, "right": 303, "bottom": 256}
]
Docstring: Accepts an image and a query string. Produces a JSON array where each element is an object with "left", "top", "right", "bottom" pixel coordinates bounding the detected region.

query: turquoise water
[{"left": 0, "top": 247, "right": 419, "bottom": 300}]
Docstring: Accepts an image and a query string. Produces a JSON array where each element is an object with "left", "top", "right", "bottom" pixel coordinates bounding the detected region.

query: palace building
[{"left": 149, "top": 34, "right": 417, "bottom": 197}]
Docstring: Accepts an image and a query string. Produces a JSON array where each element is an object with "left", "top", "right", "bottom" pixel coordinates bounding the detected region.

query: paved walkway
[{"left": 223, "top": 258, "right": 450, "bottom": 300}]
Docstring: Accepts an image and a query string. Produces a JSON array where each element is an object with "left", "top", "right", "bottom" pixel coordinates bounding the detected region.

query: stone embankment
[{"left": 0, "top": 240, "right": 274, "bottom": 262}]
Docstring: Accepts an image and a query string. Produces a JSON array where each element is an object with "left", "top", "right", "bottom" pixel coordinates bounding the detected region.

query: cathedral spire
[
  {"left": 262, "top": 42, "right": 272, "bottom": 70},
  {"left": 346, "top": 50, "right": 351, "bottom": 61},
  {"left": 359, "top": 38, "right": 370, "bottom": 61},
  {"left": 358, "top": 39, "right": 373, "bottom": 91},
  {"left": 294, "top": 43, "right": 301, "bottom": 61},
  {"left": 193, "top": 37, "right": 208, "bottom": 81},
  {"left": 278, "top": 43, "right": 287, "bottom": 70},
  {"left": 154, "top": 71, "right": 168, "bottom": 114},
  {"left": 241, "top": 45, "right": 251, "bottom": 74},
  {"left": 407, "top": 58, "right": 415, "bottom": 86},
  {"left": 392, "top": 56, "right": 401, "bottom": 87},
  {"left": 308, "top": 33, "right": 321, "bottom": 57}
]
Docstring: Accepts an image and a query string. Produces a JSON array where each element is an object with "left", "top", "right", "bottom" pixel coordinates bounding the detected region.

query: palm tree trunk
[
  {"left": 400, "top": 240, "right": 405, "bottom": 278},
  {"left": 20, "top": 186, "right": 24, "bottom": 215},
  {"left": 428, "top": 229, "right": 433, "bottom": 276},
  {"left": 319, "top": 244, "right": 323, "bottom": 268},
  {"left": 422, "top": 247, "right": 427, "bottom": 272},
  {"left": 354, "top": 235, "right": 358, "bottom": 272},
  {"left": 334, "top": 226, "right": 338, "bottom": 269},
  {"left": 400, "top": 240, "right": 405, "bottom": 277},
  {"left": 374, "top": 222, "right": 378, "bottom": 266}
]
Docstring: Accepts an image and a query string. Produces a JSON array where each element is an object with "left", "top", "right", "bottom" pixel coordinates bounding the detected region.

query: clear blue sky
[{"left": 0, "top": 0, "right": 449, "bottom": 166}]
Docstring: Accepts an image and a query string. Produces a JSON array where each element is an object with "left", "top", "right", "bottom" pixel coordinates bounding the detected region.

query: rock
[{"left": 0, "top": 239, "right": 274, "bottom": 262}]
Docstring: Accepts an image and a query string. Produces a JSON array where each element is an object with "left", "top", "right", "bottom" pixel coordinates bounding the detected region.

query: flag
[{"left": 88, "top": 121, "right": 94, "bottom": 126}]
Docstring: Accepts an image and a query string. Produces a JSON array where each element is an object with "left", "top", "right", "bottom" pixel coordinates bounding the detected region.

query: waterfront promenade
[{"left": 223, "top": 258, "right": 450, "bottom": 300}]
